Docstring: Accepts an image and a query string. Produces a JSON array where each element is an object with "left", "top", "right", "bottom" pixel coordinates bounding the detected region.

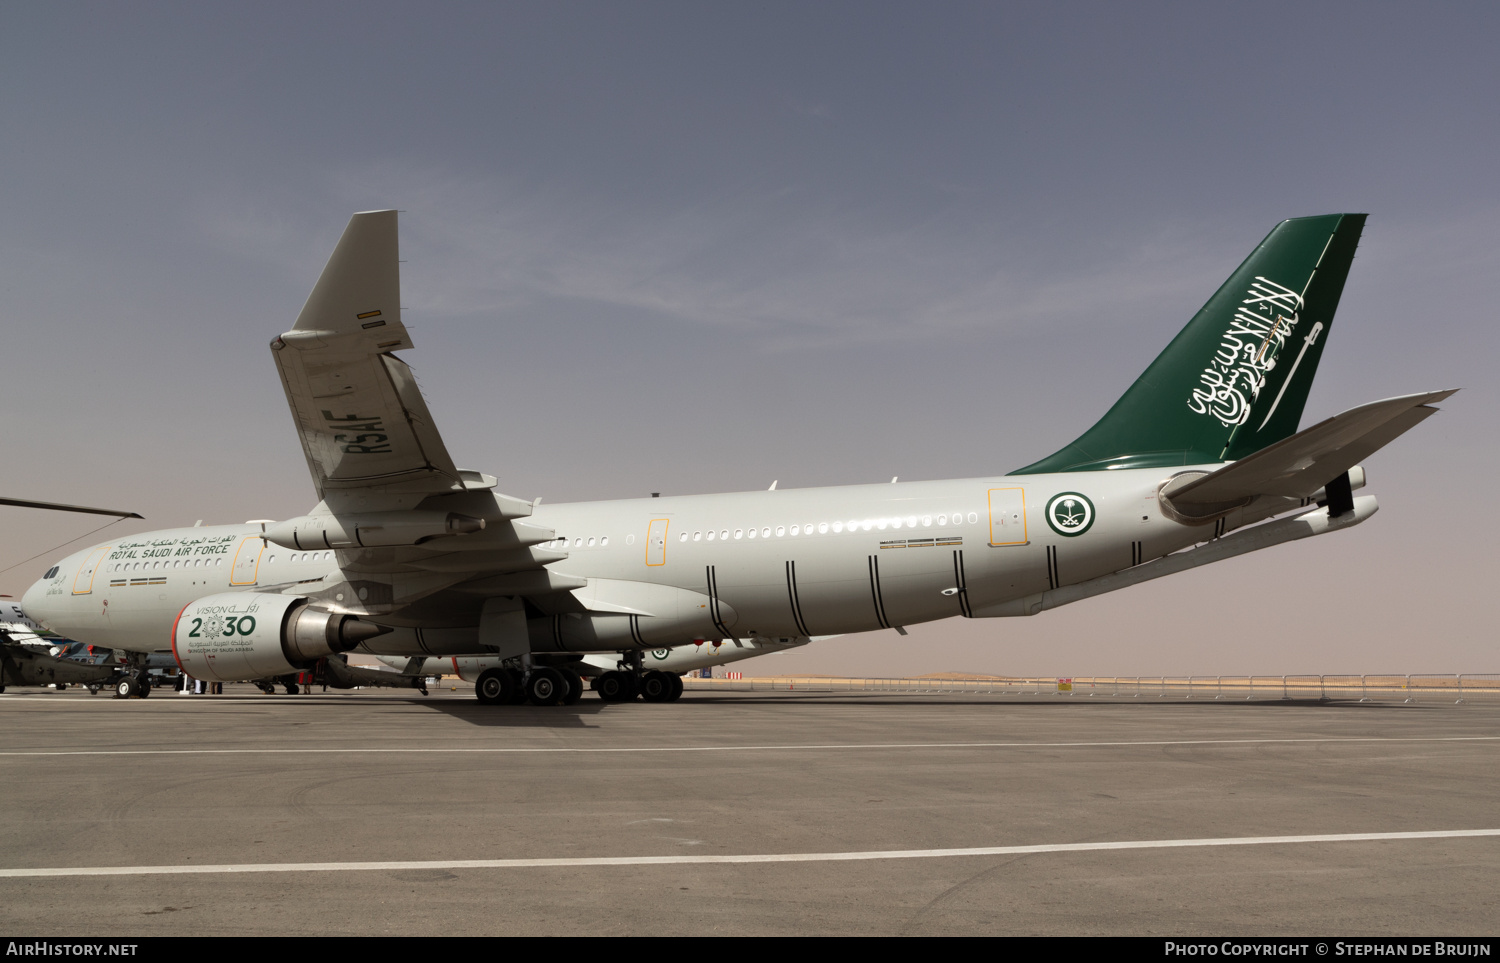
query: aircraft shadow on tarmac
[
  {"left": 416, "top": 698, "right": 609, "bottom": 728},
  {"left": 405, "top": 691, "right": 1433, "bottom": 725}
]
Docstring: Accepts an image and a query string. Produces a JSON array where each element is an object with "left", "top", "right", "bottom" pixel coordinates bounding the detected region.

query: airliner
[{"left": 21, "top": 211, "right": 1452, "bottom": 705}]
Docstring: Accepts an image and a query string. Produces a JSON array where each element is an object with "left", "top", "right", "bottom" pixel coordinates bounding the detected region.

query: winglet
[
  {"left": 292, "top": 210, "right": 413, "bottom": 352},
  {"left": 273, "top": 211, "right": 461, "bottom": 500}
]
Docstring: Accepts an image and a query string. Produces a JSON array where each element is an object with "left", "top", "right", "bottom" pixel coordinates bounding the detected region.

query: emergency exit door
[
  {"left": 71, "top": 546, "right": 111, "bottom": 595},
  {"left": 646, "top": 519, "right": 670, "bottom": 566},
  {"left": 987, "top": 488, "right": 1028, "bottom": 546},
  {"left": 230, "top": 537, "right": 265, "bottom": 585}
]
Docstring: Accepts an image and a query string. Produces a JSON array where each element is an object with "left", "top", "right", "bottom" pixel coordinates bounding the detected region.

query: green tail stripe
[{"left": 1009, "top": 213, "right": 1366, "bottom": 475}]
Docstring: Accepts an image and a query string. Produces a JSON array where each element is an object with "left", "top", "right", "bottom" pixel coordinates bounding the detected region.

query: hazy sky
[{"left": 2, "top": 2, "right": 1496, "bottom": 675}]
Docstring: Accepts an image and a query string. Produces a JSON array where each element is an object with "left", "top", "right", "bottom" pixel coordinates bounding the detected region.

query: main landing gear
[
  {"left": 474, "top": 666, "right": 586, "bottom": 707},
  {"left": 595, "top": 669, "right": 683, "bottom": 704}
]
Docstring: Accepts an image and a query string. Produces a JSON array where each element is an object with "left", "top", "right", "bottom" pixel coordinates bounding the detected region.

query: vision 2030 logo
[{"left": 1044, "top": 492, "right": 1095, "bottom": 537}]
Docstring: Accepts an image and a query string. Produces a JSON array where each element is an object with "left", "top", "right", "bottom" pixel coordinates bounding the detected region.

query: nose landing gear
[{"left": 113, "top": 675, "right": 151, "bottom": 699}]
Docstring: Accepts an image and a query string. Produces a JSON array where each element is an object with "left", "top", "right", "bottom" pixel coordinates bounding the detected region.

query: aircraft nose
[{"left": 20, "top": 576, "right": 54, "bottom": 628}]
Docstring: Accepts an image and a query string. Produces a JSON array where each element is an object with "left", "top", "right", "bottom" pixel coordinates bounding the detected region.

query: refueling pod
[
  {"left": 171, "top": 593, "right": 389, "bottom": 682},
  {"left": 263, "top": 511, "right": 486, "bottom": 550}
]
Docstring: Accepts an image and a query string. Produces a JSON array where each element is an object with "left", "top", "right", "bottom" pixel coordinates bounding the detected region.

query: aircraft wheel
[
  {"left": 640, "top": 670, "right": 673, "bottom": 702},
  {"left": 475, "top": 668, "right": 512, "bottom": 705},
  {"left": 55, "top": 683, "right": 68, "bottom": 691},
  {"left": 504, "top": 668, "right": 527, "bottom": 703},
  {"left": 137, "top": 680, "right": 151, "bottom": 698},
  {"left": 560, "top": 669, "right": 584, "bottom": 705},
  {"left": 0, "top": 685, "right": 6, "bottom": 694},
  {"left": 526, "top": 667, "right": 566, "bottom": 707},
  {"left": 87, "top": 685, "right": 100, "bottom": 696},
  {"left": 666, "top": 673, "right": 684, "bottom": 702},
  {"left": 595, "top": 671, "right": 636, "bottom": 702},
  {"left": 115, "top": 677, "right": 138, "bottom": 699}
]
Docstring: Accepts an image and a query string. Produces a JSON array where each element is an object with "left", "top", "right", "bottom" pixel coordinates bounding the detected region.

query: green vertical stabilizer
[{"left": 1009, "top": 214, "right": 1366, "bottom": 474}]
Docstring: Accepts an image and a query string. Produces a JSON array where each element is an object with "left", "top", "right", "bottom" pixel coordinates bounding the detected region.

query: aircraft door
[
  {"left": 230, "top": 537, "right": 265, "bottom": 586},
  {"left": 70, "top": 546, "right": 111, "bottom": 595},
  {"left": 645, "top": 519, "right": 669, "bottom": 567},
  {"left": 988, "top": 488, "right": 1028, "bottom": 546}
]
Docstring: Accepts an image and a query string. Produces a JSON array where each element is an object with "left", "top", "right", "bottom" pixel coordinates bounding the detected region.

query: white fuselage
[{"left": 21, "top": 466, "right": 1251, "bottom": 658}]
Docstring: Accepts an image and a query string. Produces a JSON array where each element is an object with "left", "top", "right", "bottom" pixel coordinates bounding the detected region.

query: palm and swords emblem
[{"left": 1045, "top": 492, "right": 1095, "bottom": 537}]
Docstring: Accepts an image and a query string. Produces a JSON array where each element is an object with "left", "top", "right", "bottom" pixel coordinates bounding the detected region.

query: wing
[
  {"left": 0, "top": 497, "right": 140, "bottom": 518},
  {"left": 271, "top": 210, "right": 463, "bottom": 505},
  {"left": 1163, "top": 389, "right": 1457, "bottom": 518},
  {"left": 265, "top": 212, "right": 567, "bottom": 631}
]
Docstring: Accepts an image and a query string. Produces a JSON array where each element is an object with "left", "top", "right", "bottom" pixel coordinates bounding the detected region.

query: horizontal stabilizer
[{"left": 1163, "top": 390, "right": 1456, "bottom": 518}]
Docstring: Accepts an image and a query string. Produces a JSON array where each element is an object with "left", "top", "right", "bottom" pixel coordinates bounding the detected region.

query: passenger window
[
  {"left": 679, "top": 532, "right": 688, "bottom": 542},
  {"left": 776, "top": 526, "right": 784, "bottom": 537},
  {"left": 693, "top": 532, "right": 701, "bottom": 542},
  {"left": 747, "top": 528, "right": 757, "bottom": 539},
  {"left": 968, "top": 512, "right": 978, "bottom": 524},
  {"left": 587, "top": 537, "right": 595, "bottom": 547},
  {"left": 601, "top": 537, "right": 609, "bottom": 547},
  {"left": 707, "top": 530, "right": 716, "bottom": 541},
  {"left": 937, "top": 515, "right": 947, "bottom": 526},
  {"left": 734, "top": 529, "right": 743, "bottom": 539}
]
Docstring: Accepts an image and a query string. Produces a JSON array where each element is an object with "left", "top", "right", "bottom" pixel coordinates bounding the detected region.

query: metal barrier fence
[{"left": 682, "top": 673, "right": 1500, "bottom": 703}]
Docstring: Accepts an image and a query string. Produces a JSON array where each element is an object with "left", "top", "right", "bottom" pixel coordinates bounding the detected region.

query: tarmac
[{"left": 1, "top": 683, "right": 1497, "bottom": 936}]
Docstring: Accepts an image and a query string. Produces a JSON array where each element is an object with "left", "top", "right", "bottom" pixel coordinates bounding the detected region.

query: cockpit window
[{"left": 43, "top": 566, "right": 59, "bottom": 579}]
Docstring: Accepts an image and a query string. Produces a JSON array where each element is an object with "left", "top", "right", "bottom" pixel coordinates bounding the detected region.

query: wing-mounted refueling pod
[{"left": 265, "top": 510, "right": 485, "bottom": 550}]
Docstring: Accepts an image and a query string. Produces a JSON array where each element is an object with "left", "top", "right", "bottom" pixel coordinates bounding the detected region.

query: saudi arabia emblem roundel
[{"left": 1044, "top": 492, "right": 1095, "bottom": 537}]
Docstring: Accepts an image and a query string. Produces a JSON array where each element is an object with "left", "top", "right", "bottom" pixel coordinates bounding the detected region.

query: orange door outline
[
  {"left": 230, "top": 537, "right": 265, "bottom": 586},
  {"left": 987, "top": 488, "right": 1028, "bottom": 546},
  {"left": 645, "top": 519, "right": 670, "bottom": 566},
  {"left": 71, "top": 546, "right": 112, "bottom": 595}
]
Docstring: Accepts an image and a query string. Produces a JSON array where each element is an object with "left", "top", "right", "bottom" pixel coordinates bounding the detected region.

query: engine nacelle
[
  {"left": 263, "top": 511, "right": 486, "bottom": 551},
  {"left": 171, "top": 593, "right": 389, "bottom": 682}
]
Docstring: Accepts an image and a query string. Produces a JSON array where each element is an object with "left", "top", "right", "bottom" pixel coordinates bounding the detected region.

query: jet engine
[{"left": 171, "top": 593, "right": 389, "bottom": 682}]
